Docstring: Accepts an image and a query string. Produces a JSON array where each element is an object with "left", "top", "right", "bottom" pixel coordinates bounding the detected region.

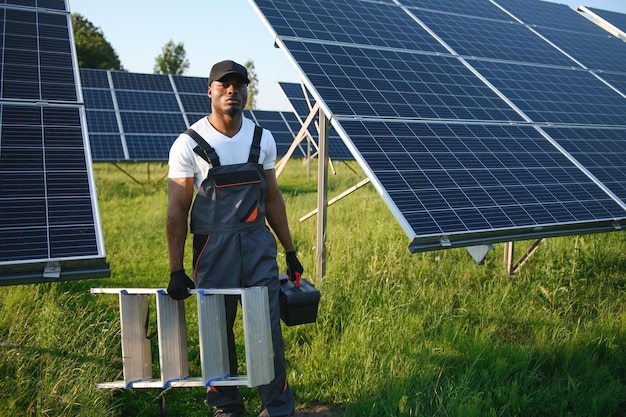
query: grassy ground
[{"left": 1, "top": 160, "right": 626, "bottom": 416}]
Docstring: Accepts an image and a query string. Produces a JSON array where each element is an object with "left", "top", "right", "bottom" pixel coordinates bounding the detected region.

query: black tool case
[{"left": 279, "top": 274, "right": 320, "bottom": 326}]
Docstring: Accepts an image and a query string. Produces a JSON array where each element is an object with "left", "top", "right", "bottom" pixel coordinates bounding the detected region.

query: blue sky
[{"left": 68, "top": 0, "right": 626, "bottom": 111}]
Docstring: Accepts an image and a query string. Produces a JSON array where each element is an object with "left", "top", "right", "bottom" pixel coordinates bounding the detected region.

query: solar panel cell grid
[
  {"left": 88, "top": 134, "right": 124, "bottom": 160},
  {"left": 185, "top": 113, "right": 207, "bottom": 123},
  {"left": 535, "top": 27, "right": 626, "bottom": 73},
  {"left": 0, "top": 228, "right": 49, "bottom": 262},
  {"left": 543, "top": 127, "right": 626, "bottom": 203},
  {"left": 125, "top": 135, "right": 176, "bottom": 161},
  {"left": 415, "top": 10, "right": 576, "bottom": 67},
  {"left": 0, "top": 1, "right": 109, "bottom": 279},
  {"left": 285, "top": 39, "right": 522, "bottom": 122},
  {"left": 84, "top": 109, "right": 118, "bottom": 132},
  {"left": 494, "top": 0, "right": 603, "bottom": 34},
  {"left": 338, "top": 120, "right": 626, "bottom": 244},
  {"left": 49, "top": 225, "right": 98, "bottom": 258},
  {"left": 595, "top": 72, "right": 626, "bottom": 97},
  {"left": 278, "top": 82, "right": 313, "bottom": 117},
  {"left": 255, "top": 0, "right": 448, "bottom": 53},
  {"left": 81, "top": 69, "right": 309, "bottom": 162},
  {"left": 277, "top": 81, "right": 356, "bottom": 160},
  {"left": 37, "top": 0, "right": 67, "bottom": 10},
  {"left": 115, "top": 90, "right": 181, "bottom": 112},
  {"left": 471, "top": 60, "right": 626, "bottom": 126},
  {"left": 3, "top": 0, "right": 67, "bottom": 9},
  {"left": 119, "top": 111, "right": 186, "bottom": 134},
  {"left": 249, "top": 109, "right": 301, "bottom": 157},
  {"left": 82, "top": 88, "right": 114, "bottom": 109},
  {"left": 399, "top": 0, "right": 512, "bottom": 20},
  {"left": 179, "top": 93, "right": 210, "bottom": 114},
  {"left": 171, "top": 74, "right": 208, "bottom": 93},
  {"left": 1, "top": 9, "right": 76, "bottom": 102},
  {"left": 0, "top": 105, "right": 99, "bottom": 263},
  {"left": 4, "top": 0, "right": 37, "bottom": 7},
  {"left": 79, "top": 68, "right": 110, "bottom": 89},
  {"left": 111, "top": 71, "right": 173, "bottom": 92}
]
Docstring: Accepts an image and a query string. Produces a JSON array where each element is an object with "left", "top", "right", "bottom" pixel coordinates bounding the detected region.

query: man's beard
[{"left": 224, "top": 106, "right": 242, "bottom": 116}]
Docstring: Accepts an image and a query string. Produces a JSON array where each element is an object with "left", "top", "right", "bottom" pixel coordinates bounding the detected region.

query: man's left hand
[{"left": 286, "top": 251, "right": 304, "bottom": 281}]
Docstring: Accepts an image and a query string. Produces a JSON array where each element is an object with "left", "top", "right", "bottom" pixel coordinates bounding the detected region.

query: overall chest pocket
[
  {"left": 212, "top": 169, "right": 261, "bottom": 188},
  {"left": 208, "top": 167, "right": 264, "bottom": 224}
]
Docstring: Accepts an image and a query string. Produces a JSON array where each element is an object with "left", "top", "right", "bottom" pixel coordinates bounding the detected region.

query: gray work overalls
[{"left": 186, "top": 126, "right": 294, "bottom": 417}]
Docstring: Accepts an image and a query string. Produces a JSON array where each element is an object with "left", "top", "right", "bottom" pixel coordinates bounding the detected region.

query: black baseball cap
[{"left": 208, "top": 60, "right": 250, "bottom": 85}]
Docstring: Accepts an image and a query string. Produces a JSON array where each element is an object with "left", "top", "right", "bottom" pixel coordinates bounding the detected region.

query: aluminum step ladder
[{"left": 90, "top": 287, "right": 274, "bottom": 389}]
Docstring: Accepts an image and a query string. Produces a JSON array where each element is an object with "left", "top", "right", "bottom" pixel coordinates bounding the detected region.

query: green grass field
[{"left": 1, "top": 160, "right": 626, "bottom": 416}]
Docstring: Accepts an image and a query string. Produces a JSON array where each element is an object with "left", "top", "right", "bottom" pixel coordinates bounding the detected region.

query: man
[{"left": 166, "top": 59, "right": 303, "bottom": 417}]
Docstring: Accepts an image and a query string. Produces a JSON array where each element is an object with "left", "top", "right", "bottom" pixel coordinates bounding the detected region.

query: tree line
[{"left": 71, "top": 13, "right": 258, "bottom": 109}]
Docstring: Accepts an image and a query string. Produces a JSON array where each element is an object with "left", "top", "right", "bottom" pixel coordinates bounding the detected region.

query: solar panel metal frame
[{"left": 579, "top": 6, "right": 626, "bottom": 43}]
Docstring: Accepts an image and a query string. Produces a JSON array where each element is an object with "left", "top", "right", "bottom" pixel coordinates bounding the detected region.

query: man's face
[{"left": 208, "top": 75, "right": 249, "bottom": 116}]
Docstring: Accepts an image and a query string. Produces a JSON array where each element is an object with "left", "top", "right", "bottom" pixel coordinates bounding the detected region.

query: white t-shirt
[{"left": 168, "top": 116, "right": 277, "bottom": 190}]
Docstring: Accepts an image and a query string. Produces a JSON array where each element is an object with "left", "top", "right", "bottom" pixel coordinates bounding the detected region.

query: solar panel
[
  {"left": 593, "top": 71, "right": 626, "bottom": 97},
  {"left": 171, "top": 74, "right": 211, "bottom": 123},
  {"left": 336, "top": 120, "right": 626, "bottom": 250},
  {"left": 178, "top": 92, "right": 210, "bottom": 114},
  {"left": 493, "top": 0, "right": 602, "bottom": 34},
  {"left": 2, "top": 7, "right": 77, "bottom": 101},
  {"left": 534, "top": 27, "right": 626, "bottom": 73},
  {"left": 80, "top": 69, "right": 204, "bottom": 161},
  {"left": 110, "top": 70, "right": 173, "bottom": 92},
  {"left": 79, "top": 68, "right": 125, "bottom": 160},
  {"left": 542, "top": 126, "right": 626, "bottom": 203},
  {"left": 282, "top": 40, "right": 522, "bottom": 122},
  {"left": 253, "top": 0, "right": 448, "bottom": 53},
  {"left": 469, "top": 60, "right": 626, "bottom": 126},
  {"left": 401, "top": 0, "right": 512, "bottom": 20},
  {"left": 277, "top": 81, "right": 353, "bottom": 160},
  {"left": 0, "top": 2, "right": 108, "bottom": 284},
  {"left": 250, "top": 0, "right": 626, "bottom": 252},
  {"left": 490, "top": 1, "right": 626, "bottom": 75},
  {"left": 277, "top": 82, "right": 314, "bottom": 120},
  {"left": 7, "top": 0, "right": 67, "bottom": 11},
  {"left": 247, "top": 109, "right": 306, "bottom": 157},
  {"left": 171, "top": 74, "right": 208, "bottom": 93},
  {"left": 81, "top": 69, "right": 306, "bottom": 162},
  {"left": 116, "top": 90, "right": 181, "bottom": 112},
  {"left": 80, "top": 66, "right": 110, "bottom": 88},
  {"left": 111, "top": 71, "right": 187, "bottom": 161},
  {"left": 414, "top": 10, "right": 576, "bottom": 66}
]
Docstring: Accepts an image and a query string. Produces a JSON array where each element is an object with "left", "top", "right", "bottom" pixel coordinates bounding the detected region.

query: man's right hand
[{"left": 167, "top": 269, "right": 195, "bottom": 300}]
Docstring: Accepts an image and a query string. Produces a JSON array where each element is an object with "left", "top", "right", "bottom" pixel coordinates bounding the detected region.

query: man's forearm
[
  {"left": 266, "top": 193, "right": 294, "bottom": 253},
  {"left": 166, "top": 213, "right": 188, "bottom": 273}
]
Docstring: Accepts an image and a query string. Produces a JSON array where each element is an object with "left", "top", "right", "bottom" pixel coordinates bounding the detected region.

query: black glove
[
  {"left": 286, "top": 251, "right": 304, "bottom": 281},
  {"left": 167, "top": 269, "right": 195, "bottom": 300}
]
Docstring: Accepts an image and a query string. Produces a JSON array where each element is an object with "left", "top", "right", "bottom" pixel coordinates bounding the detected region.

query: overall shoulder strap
[
  {"left": 248, "top": 124, "right": 263, "bottom": 164},
  {"left": 186, "top": 128, "right": 221, "bottom": 167}
]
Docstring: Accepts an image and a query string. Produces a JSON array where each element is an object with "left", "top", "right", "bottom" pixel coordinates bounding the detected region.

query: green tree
[
  {"left": 154, "top": 40, "right": 190, "bottom": 75},
  {"left": 71, "top": 13, "right": 122, "bottom": 70},
  {"left": 244, "top": 59, "right": 259, "bottom": 110}
]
